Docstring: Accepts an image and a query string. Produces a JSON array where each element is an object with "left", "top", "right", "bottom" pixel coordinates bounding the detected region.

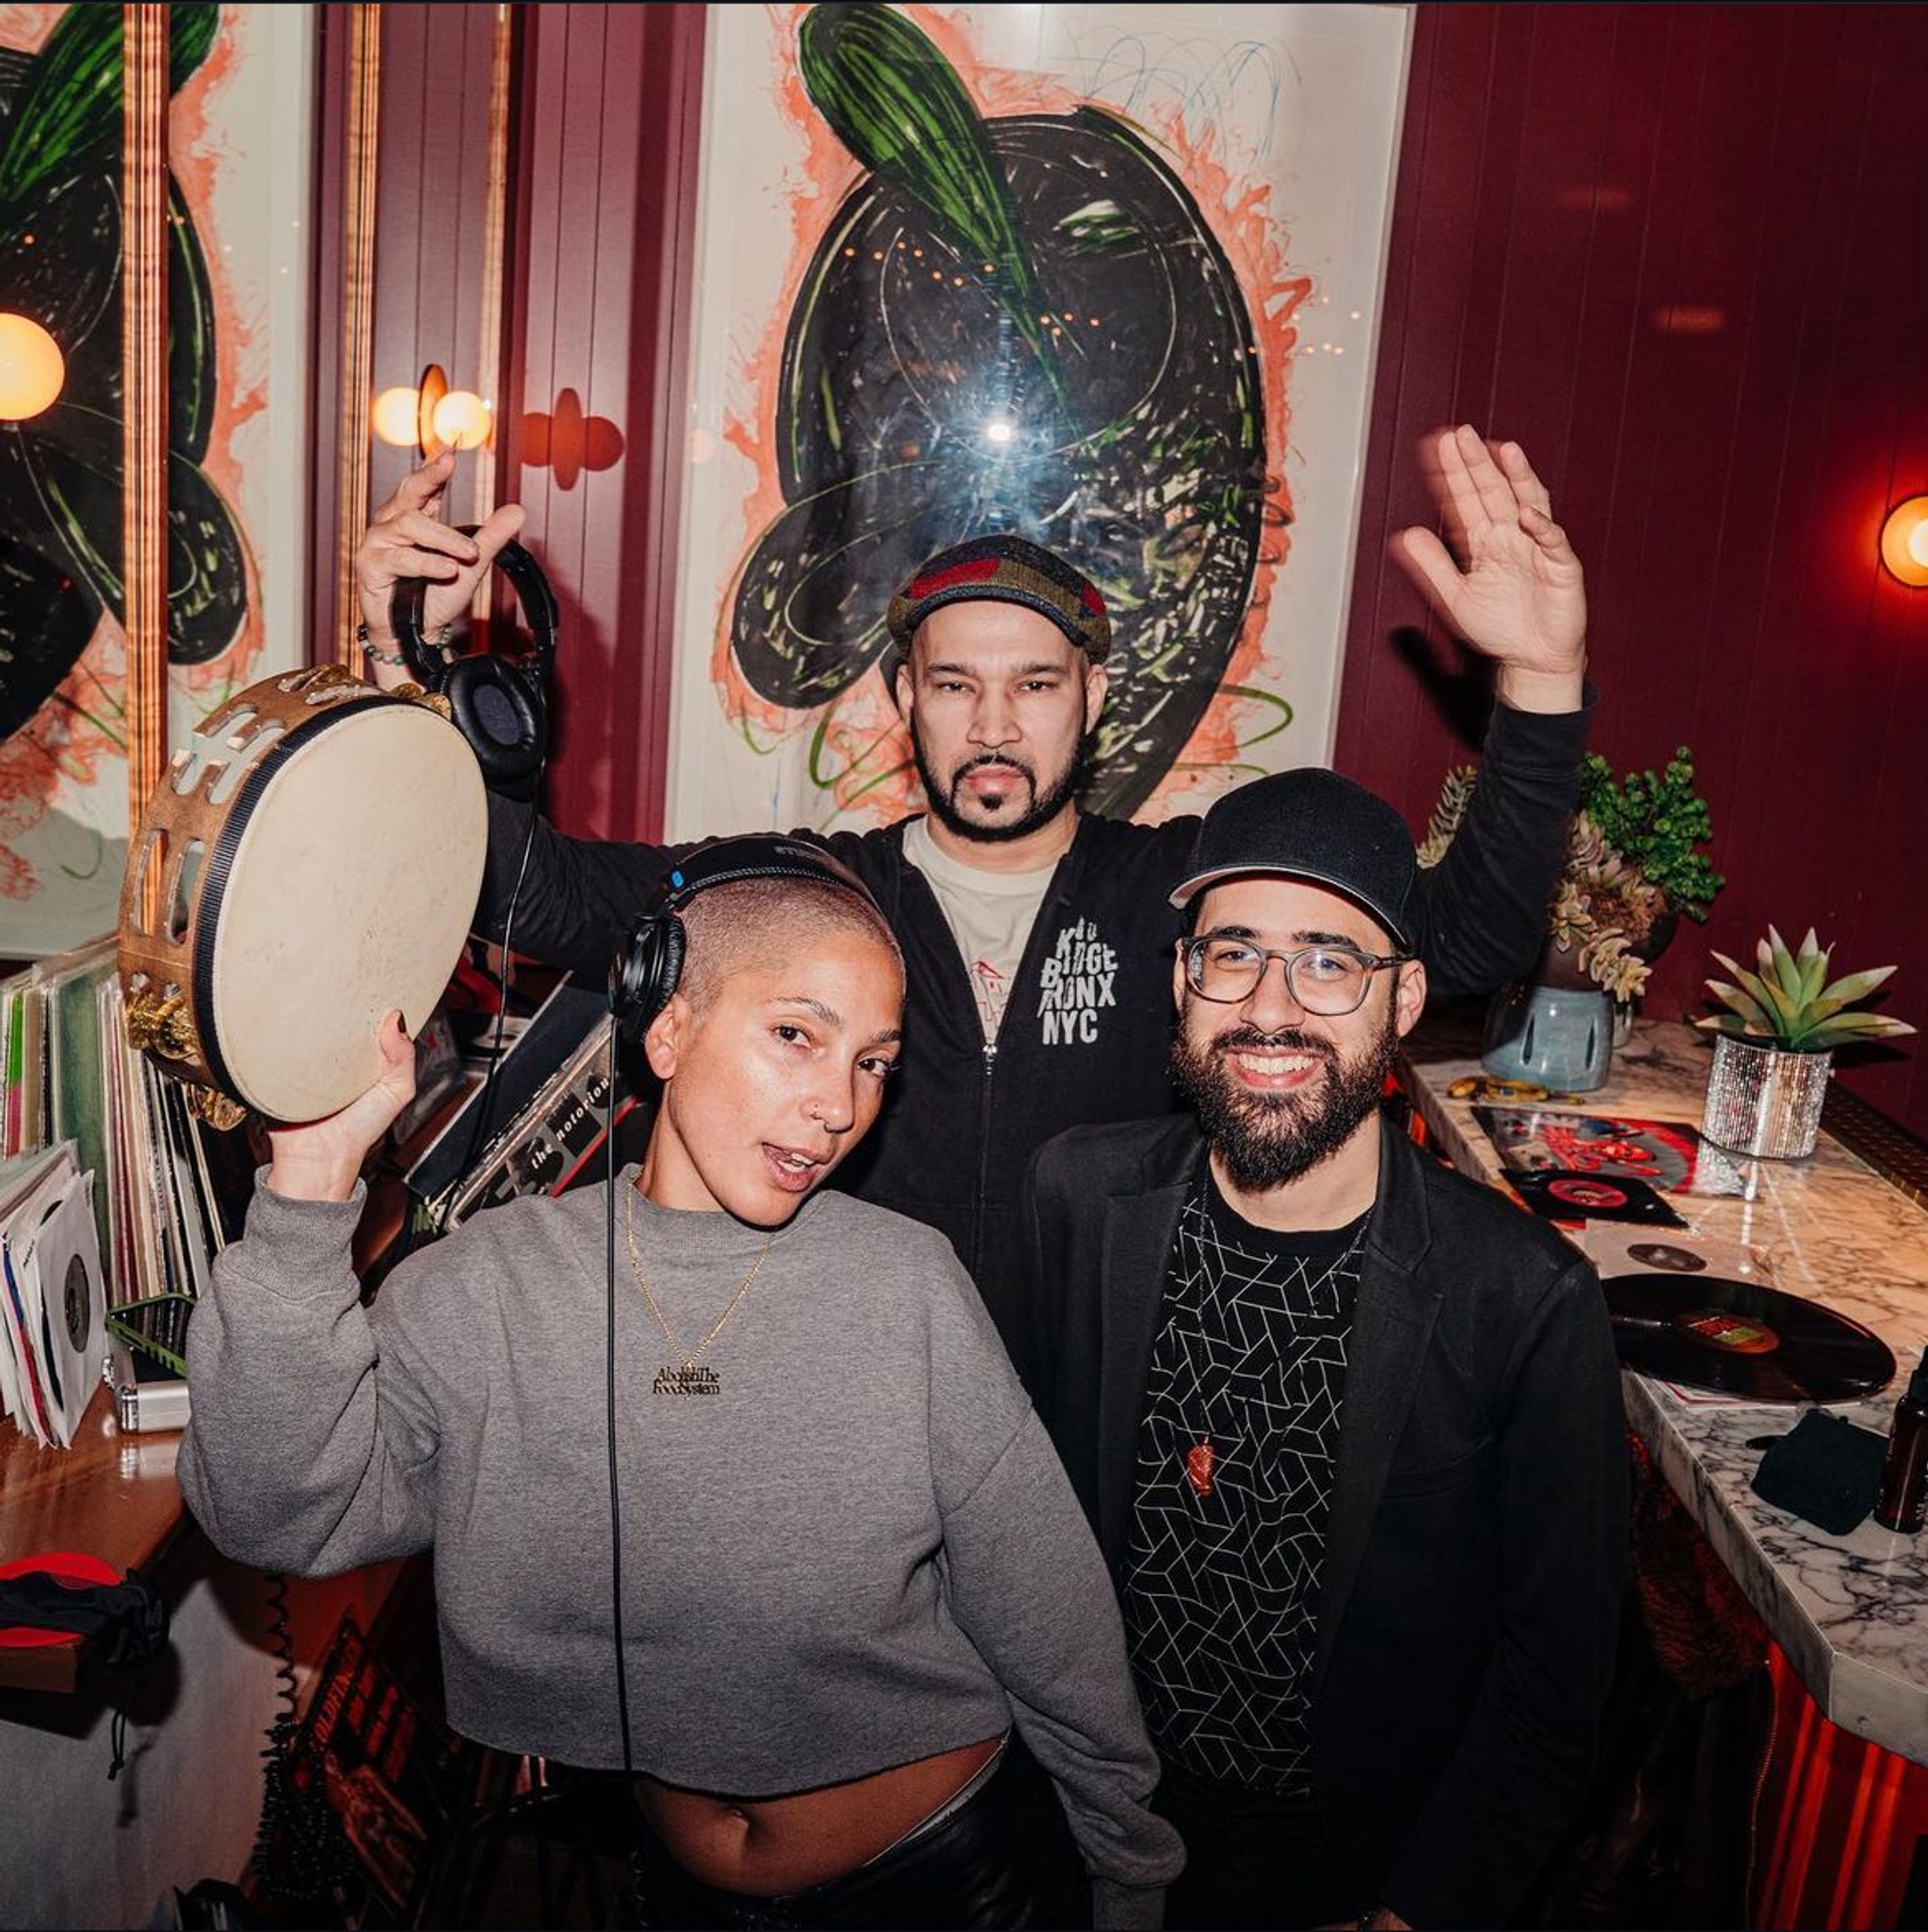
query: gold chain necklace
[{"left": 624, "top": 1186, "right": 775, "bottom": 1397}]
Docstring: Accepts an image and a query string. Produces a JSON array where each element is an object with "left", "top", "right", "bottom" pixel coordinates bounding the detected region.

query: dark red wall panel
[
  {"left": 1338, "top": 3, "right": 1928, "bottom": 1138},
  {"left": 333, "top": 3, "right": 704, "bottom": 851},
  {"left": 506, "top": 3, "right": 704, "bottom": 848}
]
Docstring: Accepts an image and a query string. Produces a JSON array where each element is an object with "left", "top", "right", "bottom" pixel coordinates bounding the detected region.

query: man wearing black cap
[
  {"left": 354, "top": 427, "right": 1595, "bottom": 1357},
  {"left": 1018, "top": 767, "right": 1631, "bottom": 1931}
]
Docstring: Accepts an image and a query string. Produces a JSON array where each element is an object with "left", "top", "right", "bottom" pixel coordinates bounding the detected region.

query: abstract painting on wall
[
  {"left": 666, "top": 1, "right": 1412, "bottom": 839},
  {"left": 0, "top": 2, "right": 314, "bottom": 955}
]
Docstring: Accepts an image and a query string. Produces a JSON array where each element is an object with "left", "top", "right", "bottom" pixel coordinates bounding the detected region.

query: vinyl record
[
  {"left": 21, "top": 1174, "right": 104, "bottom": 1447},
  {"left": 1604, "top": 1273, "right": 1897, "bottom": 1403},
  {"left": 1504, "top": 1167, "right": 1688, "bottom": 1228}
]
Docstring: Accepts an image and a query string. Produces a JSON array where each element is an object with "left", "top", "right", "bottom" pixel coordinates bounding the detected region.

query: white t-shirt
[{"left": 902, "top": 816, "right": 1057, "bottom": 1042}]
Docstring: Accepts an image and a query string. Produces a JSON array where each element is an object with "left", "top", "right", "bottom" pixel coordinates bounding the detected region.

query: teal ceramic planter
[{"left": 1481, "top": 982, "right": 1615, "bottom": 1093}]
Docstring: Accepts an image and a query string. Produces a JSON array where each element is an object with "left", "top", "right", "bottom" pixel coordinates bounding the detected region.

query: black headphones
[
  {"left": 609, "top": 834, "right": 876, "bottom": 1047},
  {"left": 392, "top": 530, "right": 560, "bottom": 799}
]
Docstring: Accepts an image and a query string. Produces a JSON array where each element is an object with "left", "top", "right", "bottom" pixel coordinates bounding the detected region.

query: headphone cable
[
  {"left": 425, "top": 763, "right": 547, "bottom": 1236},
  {"left": 388, "top": 544, "right": 552, "bottom": 1232},
  {"left": 605, "top": 1008, "right": 634, "bottom": 1773},
  {"left": 422, "top": 598, "right": 632, "bottom": 1772}
]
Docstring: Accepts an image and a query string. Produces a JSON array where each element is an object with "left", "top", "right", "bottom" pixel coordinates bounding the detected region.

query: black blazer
[{"left": 1016, "top": 1113, "right": 1631, "bottom": 1930}]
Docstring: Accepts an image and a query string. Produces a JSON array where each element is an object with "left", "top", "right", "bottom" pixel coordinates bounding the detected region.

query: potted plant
[
  {"left": 1697, "top": 926, "right": 1916, "bottom": 1158},
  {"left": 1420, "top": 747, "right": 1723, "bottom": 1087},
  {"left": 1422, "top": 746, "right": 1723, "bottom": 1006},
  {"left": 1574, "top": 747, "right": 1724, "bottom": 946}
]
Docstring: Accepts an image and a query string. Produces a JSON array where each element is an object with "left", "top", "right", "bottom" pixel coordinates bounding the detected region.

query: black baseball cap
[
  {"left": 1168, "top": 768, "right": 1418, "bottom": 950},
  {"left": 885, "top": 533, "right": 1112, "bottom": 661}
]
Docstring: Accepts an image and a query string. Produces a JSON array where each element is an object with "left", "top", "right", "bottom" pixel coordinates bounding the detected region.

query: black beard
[
  {"left": 912, "top": 733, "right": 1084, "bottom": 845},
  {"left": 1169, "top": 1010, "right": 1402, "bottom": 1191}
]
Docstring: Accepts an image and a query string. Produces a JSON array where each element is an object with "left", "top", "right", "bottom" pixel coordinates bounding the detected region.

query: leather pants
[{"left": 629, "top": 1737, "right": 1085, "bottom": 1929}]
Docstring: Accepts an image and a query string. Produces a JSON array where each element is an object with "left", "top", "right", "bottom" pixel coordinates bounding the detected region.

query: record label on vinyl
[
  {"left": 1676, "top": 1309, "right": 1778, "bottom": 1356},
  {"left": 1605, "top": 1273, "right": 1897, "bottom": 1403}
]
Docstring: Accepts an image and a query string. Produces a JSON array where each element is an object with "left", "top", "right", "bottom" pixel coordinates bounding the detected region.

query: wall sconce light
[
  {"left": 1880, "top": 496, "right": 1928, "bottom": 588},
  {"left": 0, "top": 313, "right": 64, "bottom": 421},
  {"left": 370, "top": 364, "right": 491, "bottom": 457},
  {"left": 431, "top": 388, "right": 492, "bottom": 452},
  {"left": 371, "top": 383, "right": 422, "bottom": 447}
]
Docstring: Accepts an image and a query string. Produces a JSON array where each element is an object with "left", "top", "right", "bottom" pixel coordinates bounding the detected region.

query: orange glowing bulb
[
  {"left": 0, "top": 314, "right": 64, "bottom": 420},
  {"left": 431, "top": 389, "right": 492, "bottom": 451},
  {"left": 371, "top": 384, "right": 422, "bottom": 447},
  {"left": 1880, "top": 496, "right": 1928, "bottom": 588}
]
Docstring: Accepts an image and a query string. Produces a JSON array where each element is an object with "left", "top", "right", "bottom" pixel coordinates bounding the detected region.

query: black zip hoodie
[{"left": 471, "top": 699, "right": 1590, "bottom": 1352}]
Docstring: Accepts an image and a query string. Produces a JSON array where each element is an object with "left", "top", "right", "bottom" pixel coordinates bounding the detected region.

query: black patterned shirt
[{"left": 1121, "top": 1167, "right": 1367, "bottom": 1794}]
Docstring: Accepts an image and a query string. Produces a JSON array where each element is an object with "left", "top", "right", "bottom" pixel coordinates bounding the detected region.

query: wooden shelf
[
  {"left": 0, "top": 1379, "right": 185, "bottom": 1693},
  {"left": 0, "top": 963, "right": 576, "bottom": 1696}
]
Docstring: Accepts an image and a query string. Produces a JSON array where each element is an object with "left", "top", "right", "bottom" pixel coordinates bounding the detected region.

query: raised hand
[
  {"left": 356, "top": 452, "right": 526, "bottom": 691},
  {"left": 1389, "top": 425, "right": 1586, "bottom": 714},
  {"left": 265, "top": 1009, "right": 419, "bottom": 1203}
]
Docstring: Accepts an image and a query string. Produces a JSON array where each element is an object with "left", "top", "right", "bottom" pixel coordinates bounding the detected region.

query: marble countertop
[{"left": 1401, "top": 1015, "right": 1928, "bottom": 1765}]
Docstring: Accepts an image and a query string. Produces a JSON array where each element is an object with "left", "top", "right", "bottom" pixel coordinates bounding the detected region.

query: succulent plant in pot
[{"left": 1696, "top": 926, "right": 1916, "bottom": 1158}]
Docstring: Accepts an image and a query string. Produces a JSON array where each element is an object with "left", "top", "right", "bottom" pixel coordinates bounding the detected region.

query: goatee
[
  {"left": 913, "top": 735, "right": 1084, "bottom": 845},
  {"left": 1169, "top": 1009, "right": 1402, "bottom": 1192}
]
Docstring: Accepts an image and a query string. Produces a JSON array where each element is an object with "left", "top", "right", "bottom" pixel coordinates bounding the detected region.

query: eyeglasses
[{"left": 1178, "top": 936, "right": 1411, "bottom": 1014}]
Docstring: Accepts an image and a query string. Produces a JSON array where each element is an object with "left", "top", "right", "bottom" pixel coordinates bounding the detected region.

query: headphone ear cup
[
  {"left": 442, "top": 655, "right": 548, "bottom": 798},
  {"left": 611, "top": 913, "right": 686, "bottom": 1047}
]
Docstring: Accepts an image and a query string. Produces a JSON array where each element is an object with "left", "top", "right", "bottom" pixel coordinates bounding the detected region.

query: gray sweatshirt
[{"left": 177, "top": 1171, "right": 1182, "bottom": 1901}]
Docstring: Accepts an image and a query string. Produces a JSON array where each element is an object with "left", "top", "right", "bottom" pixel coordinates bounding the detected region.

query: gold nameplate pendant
[{"left": 653, "top": 1364, "right": 722, "bottom": 1396}]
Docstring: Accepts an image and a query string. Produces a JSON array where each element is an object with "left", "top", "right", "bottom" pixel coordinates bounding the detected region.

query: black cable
[
  {"left": 443, "top": 761, "right": 548, "bottom": 1219},
  {"left": 605, "top": 1009, "right": 634, "bottom": 1774},
  {"left": 250, "top": 1570, "right": 298, "bottom": 1870},
  {"left": 248, "top": 1571, "right": 355, "bottom": 1904},
  {"left": 385, "top": 760, "right": 550, "bottom": 1274}
]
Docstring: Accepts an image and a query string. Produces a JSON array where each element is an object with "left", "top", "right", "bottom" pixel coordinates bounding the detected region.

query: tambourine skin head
[{"left": 119, "top": 667, "right": 489, "bottom": 1123}]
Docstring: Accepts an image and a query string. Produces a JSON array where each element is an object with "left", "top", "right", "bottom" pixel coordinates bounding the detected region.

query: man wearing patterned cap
[{"left": 353, "top": 426, "right": 1595, "bottom": 1357}]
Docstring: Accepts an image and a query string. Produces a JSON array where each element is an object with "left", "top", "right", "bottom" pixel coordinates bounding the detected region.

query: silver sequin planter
[{"left": 1699, "top": 1034, "right": 1833, "bottom": 1159}]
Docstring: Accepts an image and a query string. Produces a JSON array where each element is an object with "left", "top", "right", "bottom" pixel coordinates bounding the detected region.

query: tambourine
[{"left": 118, "top": 664, "right": 488, "bottom": 1125}]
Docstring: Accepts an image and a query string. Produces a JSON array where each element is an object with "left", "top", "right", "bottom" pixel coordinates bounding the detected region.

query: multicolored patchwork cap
[{"left": 885, "top": 533, "right": 1112, "bottom": 662}]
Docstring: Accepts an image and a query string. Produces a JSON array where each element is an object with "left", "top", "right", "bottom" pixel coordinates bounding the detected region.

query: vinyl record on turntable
[{"left": 1604, "top": 1273, "right": 1897, "bottom": 1403}]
